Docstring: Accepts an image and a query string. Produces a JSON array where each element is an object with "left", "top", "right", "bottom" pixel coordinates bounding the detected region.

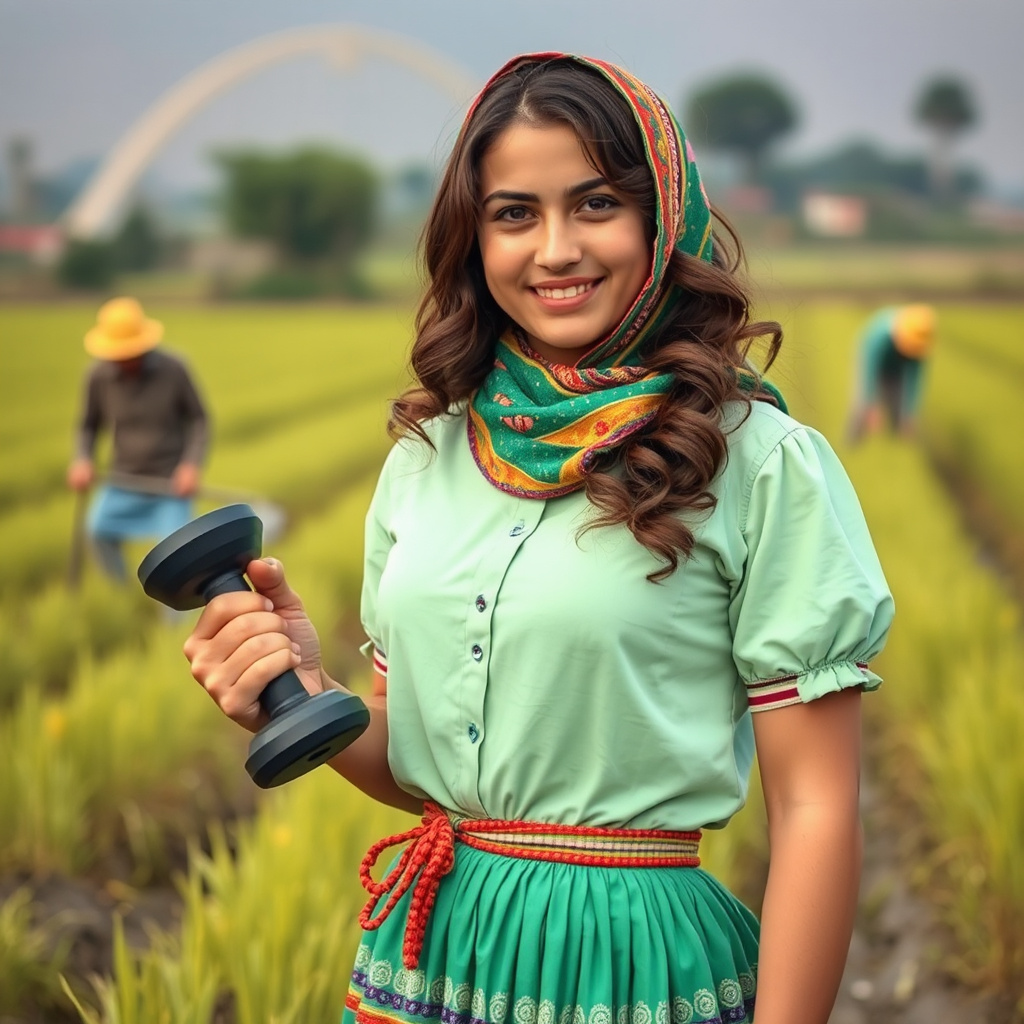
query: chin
[{"left": 530, "top": 328, "right": 603, "bottom": 354}]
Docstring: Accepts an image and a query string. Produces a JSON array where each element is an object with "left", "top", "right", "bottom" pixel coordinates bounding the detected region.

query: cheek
[
  {"left": 619, "top": 231, "right": 651, "bottom": 299},
  {"left": 478, "top": 236, "right": 516, "bottom": 293}
]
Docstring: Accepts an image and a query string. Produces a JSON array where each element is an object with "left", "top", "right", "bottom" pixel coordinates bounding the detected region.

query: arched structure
[{"left": 62, "top": 25, "right": 479, "bottom": 238}]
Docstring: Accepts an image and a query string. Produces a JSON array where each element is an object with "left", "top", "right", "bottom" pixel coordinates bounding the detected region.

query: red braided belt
[{"left": 358, "top": 801, "right": 702, "bottom": 969}]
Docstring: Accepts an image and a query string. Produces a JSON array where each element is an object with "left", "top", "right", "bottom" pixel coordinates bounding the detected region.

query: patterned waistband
[
  {"left": 452, "top": 813, "right": 701, "bottom": 867},
  {"left": 358, "top": 802, "right": 702, "bottom": 971}
]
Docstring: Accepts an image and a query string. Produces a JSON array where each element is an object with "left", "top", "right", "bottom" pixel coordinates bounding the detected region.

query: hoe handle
[{"left": 203, "top": 572, "right": 309, "bottom": 720}]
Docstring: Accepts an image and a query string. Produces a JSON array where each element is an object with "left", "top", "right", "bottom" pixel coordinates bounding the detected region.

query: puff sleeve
[{"left": 730, "top": 425, "right": 894, "bottom": 712}]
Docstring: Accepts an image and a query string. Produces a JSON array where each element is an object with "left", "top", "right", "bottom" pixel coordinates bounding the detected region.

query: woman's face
[{"left": 477, "top": 122, "right": 650, "bottom": 365}]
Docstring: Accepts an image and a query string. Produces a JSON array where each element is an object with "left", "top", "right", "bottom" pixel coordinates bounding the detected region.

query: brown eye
[
  {"left": 581, "top": 195, "right": 617, "bottom": 213},
  {"left": 498, "top": 206, "right": 531, "bottom": 222}
]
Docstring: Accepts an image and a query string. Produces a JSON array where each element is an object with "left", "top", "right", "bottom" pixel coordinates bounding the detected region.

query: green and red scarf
[{"left": 466, "top": 53, "right": 785, "bottom": 498}]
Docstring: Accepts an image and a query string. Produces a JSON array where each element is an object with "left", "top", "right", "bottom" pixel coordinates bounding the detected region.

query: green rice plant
[
  {"left": 750, "top": 245, "right": 1024, "bottom": 296},
  {"left": 0, "top": 686, "right": 92, "bottom": 874},
  {"left": 923, "top": 324, "right": 1024, "bottom": 537},
  {"left": 0, "top": 490, "right": 80, "bottom": 596},
  {"left": 270, "top": 471, "right": 380, "bottom": 679},
  {"left": 0, "top": 400, "right": 390, "bottom": 599},
  {"left": 0, "top": 432, "right": 71, "bottom": 510},
  {"left": 936, "top": 303, "right": 1024, "bottom": 373},
  {"left": 0, "top": 572, "right": 156, "bottom": 705},
  {"left": 0, "top": 629, "right": 246, "bottom": 876},
  {"left": 781, "top": 302, "right": 1024, "bottom": 994},
  {"left": 845, "top": 441, "right": 1024, "bottom": 989},
  {"left": 0, "top": 302, "right": 413, "bottom": 597},
  {"left": 0, "top": 304, "right": 413, "bottom": 452},
  {"left": 71, "top": 774, "right": 413, "bottom": 1024},
  {"left": 0, "top": 306, "right": 95, "bottom": 447},
  {"left": 202, "top": 392, "right": 393, "bottom": 512},
  {"left": 0, "top": 886, "right": 70, "bottom": 1015},
  {"left": 0, "top": 453, "right": 387, "bottom": 879},
  {"left": 62, "top": 915, "right": 219, "bottom": 1024}
]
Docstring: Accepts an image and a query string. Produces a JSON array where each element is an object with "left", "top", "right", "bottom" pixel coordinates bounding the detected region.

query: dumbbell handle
[{"left": 203, "top": 571, "right": 309, "bottom": 721}]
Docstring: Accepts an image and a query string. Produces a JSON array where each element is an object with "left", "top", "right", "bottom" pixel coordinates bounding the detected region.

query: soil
[{"left": 828, "top": 770, "right": 1020, "bottom": 1024}]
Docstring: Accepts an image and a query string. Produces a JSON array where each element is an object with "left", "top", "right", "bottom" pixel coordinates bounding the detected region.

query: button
[
  {"left": 471, "top": 644, "right": 484, "bottom": 661},
  {"left": 475, "top": 595, "right": 487, "bottom": 612},
  {"left": 509, "top": 521, "right": 525, "bottom": 537},
  {"left": 467, "top": 723, "right": 480, "bottom": 743}
]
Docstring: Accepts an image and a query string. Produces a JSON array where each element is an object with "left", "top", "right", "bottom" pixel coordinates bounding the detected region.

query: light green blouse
[{"left": 360, "top": 401, "right": 893, "bottom": 832}]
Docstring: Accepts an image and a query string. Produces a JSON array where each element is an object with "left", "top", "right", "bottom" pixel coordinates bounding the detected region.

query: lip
[{"left": 529, "top": 277, "right": 603, "bottom": 312}]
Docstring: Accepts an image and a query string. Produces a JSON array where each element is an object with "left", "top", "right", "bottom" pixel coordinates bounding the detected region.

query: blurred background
[{"left": 0, "top": 1, "right": 1022, "bottom": 1021}]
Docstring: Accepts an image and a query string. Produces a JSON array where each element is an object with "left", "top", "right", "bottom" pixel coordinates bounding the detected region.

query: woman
[{"left": 184, "top": 54, "right": 893, "bottom": 1024}]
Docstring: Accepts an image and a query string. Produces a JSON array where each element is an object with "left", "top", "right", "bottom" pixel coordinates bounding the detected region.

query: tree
[
  {"left": 913, "top": 75, "right": 978, "bottom": 202},
  {"left": 215, "top": 146, "right": 379, "bottom": 270},
  {"left": 685, "top": 73, "right": 798, "bottom": 184},
  {"left": 57, "top": 239, "right": 115, "bottom": 290},
  {"left": 113, "top": 204, "right": 161, "bottom": 271}
]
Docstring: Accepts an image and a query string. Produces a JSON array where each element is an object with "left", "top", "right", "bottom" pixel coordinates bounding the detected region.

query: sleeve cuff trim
[{"left": 746, "top": 661, "right": 873, "bottom": 713}]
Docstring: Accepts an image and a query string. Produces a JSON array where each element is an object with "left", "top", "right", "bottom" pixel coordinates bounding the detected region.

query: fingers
[
  {"left": 182, "top": 559, "right": 316, "bottom": 732},
  {"left": 184, "top": 607, "right": 303, "bottom": 729},
  {"left": 187, "top": 591, "right": 273, "bottom": 644},
  {"left": 195, "top": 632, "right": 301, "bottom": 720}
]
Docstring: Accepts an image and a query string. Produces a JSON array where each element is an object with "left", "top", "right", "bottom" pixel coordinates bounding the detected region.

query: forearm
[
  {"left": 753, "top": 803, "right": 862, "bottom": 1024},
  {"left": 180, "top": 416, "right": 208, "bottom": 468},
  {"left": 323, "top": 683, "right": 423, "bottom": 815}
]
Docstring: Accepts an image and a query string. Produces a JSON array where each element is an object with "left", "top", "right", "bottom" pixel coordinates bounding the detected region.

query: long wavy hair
[{"left": 391, "top": 58, "right": 783, "bottom": 580}]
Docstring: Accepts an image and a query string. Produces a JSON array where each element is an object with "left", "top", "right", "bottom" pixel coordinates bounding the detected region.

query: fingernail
[
  {"left": 263, "top": 557, "right": 279, "bottom": 569},
  {"left": 263, "top": 598, "right": 274, "bottom": 611},
  {"left": 291, "top": 643, "right": 301, "bottom": 655}
]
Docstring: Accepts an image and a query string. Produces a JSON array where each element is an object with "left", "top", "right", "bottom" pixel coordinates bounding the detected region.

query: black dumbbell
[{"left": 138, "top": 504, "right": 370, "bottom": 788}]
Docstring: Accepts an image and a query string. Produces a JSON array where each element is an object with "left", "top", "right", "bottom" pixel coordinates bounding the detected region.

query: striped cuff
[
  {"left": 746, "top": 661, "right": 871, "bottom": 713},
  {"left": 372, "top": 645, "right": 388, "bottom": 677}
]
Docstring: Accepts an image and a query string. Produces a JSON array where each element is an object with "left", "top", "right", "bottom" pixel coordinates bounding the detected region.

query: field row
[
  {"left": 2, "top": 300, "right": 1022, "bottom": 1017},
  {"left": 781, "top": 303, "right": 1024, "bottom": 989},
  {"left": 0, "top": 304, "right": 412, "bottom": 508}
]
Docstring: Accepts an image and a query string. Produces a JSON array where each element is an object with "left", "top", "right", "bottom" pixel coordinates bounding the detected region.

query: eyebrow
[{"left": 481, "top": 176, "right": 610, "bottom": 206}]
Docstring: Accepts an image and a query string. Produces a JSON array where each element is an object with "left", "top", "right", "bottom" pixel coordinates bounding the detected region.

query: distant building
[
  {"left": 0, "top": 224, "right": 64, "bottom": 264},
  {"left": 722, "top": 185, "right": 774, "bottom": 215},
  {"left": 968, "top": 199, "right": 1024, "bottom": 235},
  {"left": 801, "top": 192, "right": 867, "bottom": 238}
]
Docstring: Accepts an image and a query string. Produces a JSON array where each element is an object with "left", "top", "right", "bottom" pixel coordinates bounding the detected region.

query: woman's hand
[{"left": 183, "top": 557, "right": 323, "bottom": 733}]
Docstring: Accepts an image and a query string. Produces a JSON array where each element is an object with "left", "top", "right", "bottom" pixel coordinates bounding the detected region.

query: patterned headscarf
[{"left": 467, "top": 53, "right": 784, "bottom": 498}]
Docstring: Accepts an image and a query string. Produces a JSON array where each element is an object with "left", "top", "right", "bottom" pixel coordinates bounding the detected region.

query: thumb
[{"left": 246, "top": 557, "right": 304, "bottom": 613}]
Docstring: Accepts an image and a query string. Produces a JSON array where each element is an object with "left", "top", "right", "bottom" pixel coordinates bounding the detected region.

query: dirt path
[{"left": 827, "top": 770, "right": 1015, "bottom": 1024}]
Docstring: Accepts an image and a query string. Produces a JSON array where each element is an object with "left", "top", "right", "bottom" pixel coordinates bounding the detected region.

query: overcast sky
[{"left": 1, "top": 0, "right": 1021, "bottom": 208}]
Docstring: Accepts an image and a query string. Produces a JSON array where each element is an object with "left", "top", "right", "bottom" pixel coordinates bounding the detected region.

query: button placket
[{"left": 458, "top": 501, "right": 544, "bottom": 786}]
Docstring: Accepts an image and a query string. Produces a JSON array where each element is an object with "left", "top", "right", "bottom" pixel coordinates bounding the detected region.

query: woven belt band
[{"left": 358, "top": 801, "right": 701, "bottom": 970}]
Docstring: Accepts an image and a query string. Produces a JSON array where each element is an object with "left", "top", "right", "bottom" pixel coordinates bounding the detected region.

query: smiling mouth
[{"left": 532, "top": 280, "right": 600, "bottom": 300}]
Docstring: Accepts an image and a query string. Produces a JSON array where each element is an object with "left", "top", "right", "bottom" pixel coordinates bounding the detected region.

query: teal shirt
[
  {"left": 859, "top": 307, "right": 926, "bottom": 416},
  {"left": 361, "top": 402, "right": 893, "bottom": 832}
]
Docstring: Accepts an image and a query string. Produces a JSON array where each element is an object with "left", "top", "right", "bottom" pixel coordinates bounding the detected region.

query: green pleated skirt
[{"left": 344, "top": 842, "right": 759, "bottom": 1024}]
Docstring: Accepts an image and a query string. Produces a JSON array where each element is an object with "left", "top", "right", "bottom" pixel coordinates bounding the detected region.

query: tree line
[
  {"left": 56, "top": 70, "right": 982, "bottom": 291},
  {"left": 685, "top": 71, "right": 978, "bottom": 202}
]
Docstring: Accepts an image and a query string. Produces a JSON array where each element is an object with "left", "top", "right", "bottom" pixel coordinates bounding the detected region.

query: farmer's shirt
[{"left": 75, "top": 349, "right": 208, "bottom": 478}]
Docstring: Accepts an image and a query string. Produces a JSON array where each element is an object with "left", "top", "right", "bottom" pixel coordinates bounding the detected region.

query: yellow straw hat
[
  {"left": 84, "top": 297, "right": 164, "bottom": 360},
  {"left": 892, "top": 304, "right": 936, "bottom": 359}
]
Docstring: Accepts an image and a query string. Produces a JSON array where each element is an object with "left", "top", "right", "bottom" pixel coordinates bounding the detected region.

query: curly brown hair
[{"left": 391, "top": 57, "right": 782, "bottom": 581}]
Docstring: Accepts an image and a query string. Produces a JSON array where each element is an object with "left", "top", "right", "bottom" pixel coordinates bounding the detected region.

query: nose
[{"left": 535, "top": 216, "right": 581, "bottom": 271}]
